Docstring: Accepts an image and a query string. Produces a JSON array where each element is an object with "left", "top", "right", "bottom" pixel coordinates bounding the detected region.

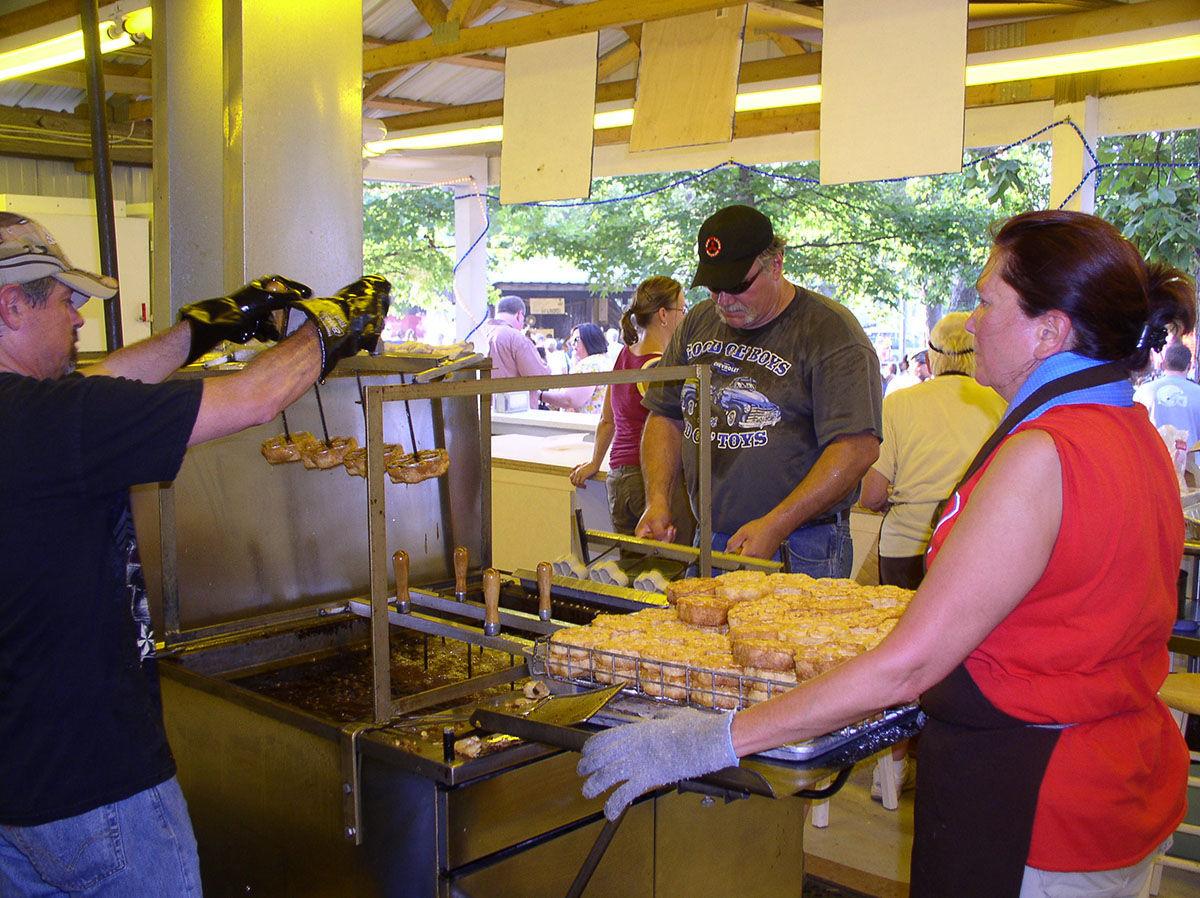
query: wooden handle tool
[
  {"left": 393, "top": 549, "right": 410, "bottom": 614},
  {"left": 536, "top": 561, "right": 553, "bottom": 621},
  {"left": 482, "top": 568, "right": 501, "bottom": 636},
  {"left": 454, "top": 546, "right": 469, "bottom": 600}
]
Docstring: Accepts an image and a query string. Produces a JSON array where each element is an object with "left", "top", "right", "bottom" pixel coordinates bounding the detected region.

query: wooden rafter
[
  {"left": 11, "top": 68, "right": 151, "bottom": 96},
  {"left": 364, "top": 97, "right": 452, "bottom": 114},
  {"left": 0, "top": 0, "right": 77, "bottom": 36},
  {"left": 411, "top": 0, "right": 451, "bottom": 26},
  {"left": 749, "top": 1, "right": 823, "bottom": 29},
  {"left": 966, "top": 0, "right": 1200, "bottom": 51},
  {"left": 380, "top": 52, "right": 822, "bottom": 131},
  {"left": 765, "top": 33, "right": 808, "bottom": 55},
  {"left": 0, "top": 104, "right": 151, "bottom": 166},
  {"left": 364, "top": 0, "right": 751, "bottom": 73},
  {"left": 596, "top": 37, "right": 640, "bottom": 80}
]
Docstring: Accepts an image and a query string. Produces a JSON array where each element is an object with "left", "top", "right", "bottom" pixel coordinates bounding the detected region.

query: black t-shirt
[
  {"left": 643, "top": 287, "right": 882, "bottom": 533},
  {"left": 0, "top": 371, "right": 202, "bottom": 825}
]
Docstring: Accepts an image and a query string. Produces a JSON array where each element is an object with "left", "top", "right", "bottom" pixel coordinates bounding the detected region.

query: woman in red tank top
[
  {"left": 575, "top": 212, "right": 1196, "bottom": 898},
  {"left": 570, "top": 276, "right": 694, "bottom": 542}
]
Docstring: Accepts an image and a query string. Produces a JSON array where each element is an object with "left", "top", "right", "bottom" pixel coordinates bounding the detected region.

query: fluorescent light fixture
[
  {"left": 734, "top": 84, "right": 822, "bottom": 112},
  {"left": 0, "top": 6, "right": 152, "bottom": 83},
  {"left": 593, "top": 108, "right": 634, "bottom": 130},
  {"left": 965, "top": 33, "right": 1200, "bottom": 86},
  {"left": 367, "top": 123, "right": 504, "bottom": 153},
  {"left": 123, "top": 7, "right": 153, "bottom": 41}
]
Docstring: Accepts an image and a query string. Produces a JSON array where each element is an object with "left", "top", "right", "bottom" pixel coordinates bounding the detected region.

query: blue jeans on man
[
  {"left": 0, "top": 777, "right": 202, "bottom": 897},
  {"left": 706, "top": 517, "right": 854, "bottom": 579}
]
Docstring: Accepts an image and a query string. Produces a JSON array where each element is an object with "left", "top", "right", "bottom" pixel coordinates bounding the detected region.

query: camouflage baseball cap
[{"left": 0, "top": 211, "right": 118, "bottom": 307}]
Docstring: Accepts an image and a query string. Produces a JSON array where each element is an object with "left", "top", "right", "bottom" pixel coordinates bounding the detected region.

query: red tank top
[
  {"left": 609, "top": 347, "right": 660, "bottom": 468},
  {"left": 926, "top": 404, "right": 1188, "bottom": 871}
]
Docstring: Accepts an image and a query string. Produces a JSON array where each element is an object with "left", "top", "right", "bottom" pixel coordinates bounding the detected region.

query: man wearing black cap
[
  {"left": 638, "top": 205, "right": 882, "bottom": 573},
  {"left": 0, "top": 212, "right": 385, "bottom": 896}
]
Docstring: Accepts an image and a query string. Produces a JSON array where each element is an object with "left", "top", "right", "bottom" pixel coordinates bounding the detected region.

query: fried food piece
[
  {"left": 731, "top": 638, "right": 795, "bottom": 672},
  {"left": 298, "top": 436, "right": 358, "bottom": 470},
  {"left": 260, "top": 431, "right": 319, "bottom": 464},
  {"left": 676, "top": 594, "right": 739, "bottom": 628},
  {"left": 665, "top": 577, "right": 719, "bottom": 606},
  {"left": 715, "top": 570, "right": 770, "bottom": 602},
  {"left": 342, "top": 443, "right": 405, "bottom": 478},
  {"left": 386, "top": 448, "right": 450, "bottom": 484}
]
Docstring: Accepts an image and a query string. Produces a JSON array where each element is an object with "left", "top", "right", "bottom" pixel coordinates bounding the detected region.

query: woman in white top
[{"left": 540, "top": 323, "right": 613, "bottom": 413}]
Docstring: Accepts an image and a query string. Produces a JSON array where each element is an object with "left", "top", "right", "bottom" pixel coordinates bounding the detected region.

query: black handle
[{"left": 796, "top": 765, "right": 853, "bottom": 800}]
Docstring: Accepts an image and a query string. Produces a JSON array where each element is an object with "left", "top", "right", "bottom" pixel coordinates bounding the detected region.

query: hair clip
[{"left": 1136, "top": 323, "right": 1168, "bottom": 352}]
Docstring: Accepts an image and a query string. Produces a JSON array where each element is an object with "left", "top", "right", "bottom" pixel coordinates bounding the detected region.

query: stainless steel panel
[
  {"left": 161, "top": 673, "right": 382, "bottom": 898},
  {"left": 452, "top": 801, "right": 654, "bottom": 898},
  {"left": 447, "top": 749, "right": 610, "bottom": 867},
  {"left": 655, "top": 791, "right": 808, "bottom": 897},
  {"left": 137, "top": 373, "right": 483, "bottom": 629}
]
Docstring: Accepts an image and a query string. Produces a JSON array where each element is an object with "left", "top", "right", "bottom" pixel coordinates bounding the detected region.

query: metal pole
[{"left": 79, "top": 0, "right": 123, "bottom": 350}]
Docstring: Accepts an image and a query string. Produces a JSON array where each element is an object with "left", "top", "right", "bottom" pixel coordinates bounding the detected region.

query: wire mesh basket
[{"left": 531, "top": 636, "right": 795, "bottom": 711}]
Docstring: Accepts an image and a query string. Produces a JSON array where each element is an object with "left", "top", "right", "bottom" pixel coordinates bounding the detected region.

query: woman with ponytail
[
  {"left": 578, "top": 212, "right": 1194, "bottom": 898},
  {"left": 570, "top": 276, "right": 694, "bottom": 542}
]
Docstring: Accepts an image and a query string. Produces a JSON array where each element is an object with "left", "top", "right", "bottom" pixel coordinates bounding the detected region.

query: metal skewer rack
[{"left": 362, "top": 362, "right": 716, "bottom": 723}]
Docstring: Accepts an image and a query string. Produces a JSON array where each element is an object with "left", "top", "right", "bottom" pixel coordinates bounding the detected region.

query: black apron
[
  {"left": 911, "top": 665, "right": 1062, "bottom": 896},
  {"left": 911, "top": 360, "right": 1130, "bottom": 896}
]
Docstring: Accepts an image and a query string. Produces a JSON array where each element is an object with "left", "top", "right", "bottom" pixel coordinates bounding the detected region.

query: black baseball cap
[{"left": 690, "top": 205, "right": 774, "bottom": 292}]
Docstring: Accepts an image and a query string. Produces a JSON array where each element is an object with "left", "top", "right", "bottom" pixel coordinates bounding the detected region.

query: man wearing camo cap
[{"left": 0, "top": 211, "right": 386, "bottom": 896}]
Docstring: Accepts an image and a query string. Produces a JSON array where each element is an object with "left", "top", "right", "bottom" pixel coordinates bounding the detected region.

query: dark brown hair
[
  {"left": 620, "top": 276, "right": 682, "bottom": 346},
  {"left": 992, "top": 210, "right": 1196, "bottom": 373}
]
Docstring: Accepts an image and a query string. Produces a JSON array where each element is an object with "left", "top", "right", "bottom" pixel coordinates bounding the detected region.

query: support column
[
  {"left": 151, "top": 0, "right": 224, "bottom": 325},
  {"left": 223, "top": 0, "right": 362, "bottom": 293},
  {"left": 1049, "top": 94, "right": 1100, "bottom": 212},
  {"left": 453, "top": 158, "right": 490, "bottom": 340}
]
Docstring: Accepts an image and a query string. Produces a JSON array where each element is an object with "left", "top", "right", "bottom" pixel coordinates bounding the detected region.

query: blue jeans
[
  {"left": 709, "top": 520, "right": 853, "bottom": 579},
  {"left": 0, "top": 777, "right": 202, "bottom": 897}
]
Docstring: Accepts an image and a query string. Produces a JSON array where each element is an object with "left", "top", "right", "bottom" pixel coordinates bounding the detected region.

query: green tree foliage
[
  {"left": 1095, "top": 130, "right": 1199, "bottom": 277},
  {"left": 362, "top": 182, "right": 456, "bottom": 314}
]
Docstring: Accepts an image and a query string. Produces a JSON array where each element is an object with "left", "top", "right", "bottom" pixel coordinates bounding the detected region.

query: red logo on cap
[{"left": 704, "top": 236, "right": 722, "bottom": 258}]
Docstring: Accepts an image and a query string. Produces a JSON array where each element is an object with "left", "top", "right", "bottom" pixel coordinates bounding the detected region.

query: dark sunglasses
[{"left": 710, "top": 265, "right": 763, "bottom": 297}]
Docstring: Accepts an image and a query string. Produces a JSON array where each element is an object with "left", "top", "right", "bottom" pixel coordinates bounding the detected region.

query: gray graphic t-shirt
[{"left": 644, "top": 287, "right": 882, "bottom": 533}]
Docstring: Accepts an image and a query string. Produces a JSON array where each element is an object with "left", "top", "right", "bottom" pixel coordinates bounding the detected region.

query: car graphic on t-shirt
[{"left": 681, "top": 377, "right": 782, "bottom": 430}]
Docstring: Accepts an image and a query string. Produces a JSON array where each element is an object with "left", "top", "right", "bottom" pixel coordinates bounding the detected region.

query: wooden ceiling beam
[
  {"left": 449, "top": 0, "right": 505, "bottom": 22},
  {"left": 596, "top": 37, "right": 640, "bottom": 80},
  {"left": 121, "top": 99, "right": 153, "bottom": 122},
  {"left": 500, "top": 0, "right": 642, "bottom": 44},
  {"left": 365, "top": 97, "right": 453, "bottom": 114},
  {"left": 0, "top": 104, "right": 151, "bottom": 166},
  {"left": 364, "top": 0, "right": 752, "bottom": 73},
  {"left": 445, "top": 53, "right": 506, "bottom": 70},
  {"left": 411, "top": 0, "right": 451, "bottom": 27},
  {"left": 380, "top": 52, "right": 821, "bottom": 130},
  {"left": 749, "top": 1, "right": 823, "bottom": 29},
  {"left": 764, "top": 33, "right": 808, "bottom": 55},
  {"left": 0, "top": 0, "right": 77, "bottom": 36},
  {"left": 9, "top": 68, "right": 152, "bottom": 96},
  {"left": 966, "top": 0, "right": 1200, "bottom": 52}
]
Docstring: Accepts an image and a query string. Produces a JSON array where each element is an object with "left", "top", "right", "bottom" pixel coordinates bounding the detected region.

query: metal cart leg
[{"left": 565, "top": 807, "right": 627, "bottom": 898}]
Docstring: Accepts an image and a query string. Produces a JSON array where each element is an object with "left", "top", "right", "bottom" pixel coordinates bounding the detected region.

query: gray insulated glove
[{"left": 578, "top": 707, "right": 738, "bottom": 820}]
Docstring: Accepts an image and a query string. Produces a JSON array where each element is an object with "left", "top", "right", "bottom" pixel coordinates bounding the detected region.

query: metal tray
[{"left": 528, "top": 637, "right": 924, "bottom": 765}]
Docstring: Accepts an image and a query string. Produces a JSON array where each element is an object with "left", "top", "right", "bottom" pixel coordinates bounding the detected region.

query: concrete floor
[{"left": 801, "top": 759, "right": 1197, "bottom": 898}]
